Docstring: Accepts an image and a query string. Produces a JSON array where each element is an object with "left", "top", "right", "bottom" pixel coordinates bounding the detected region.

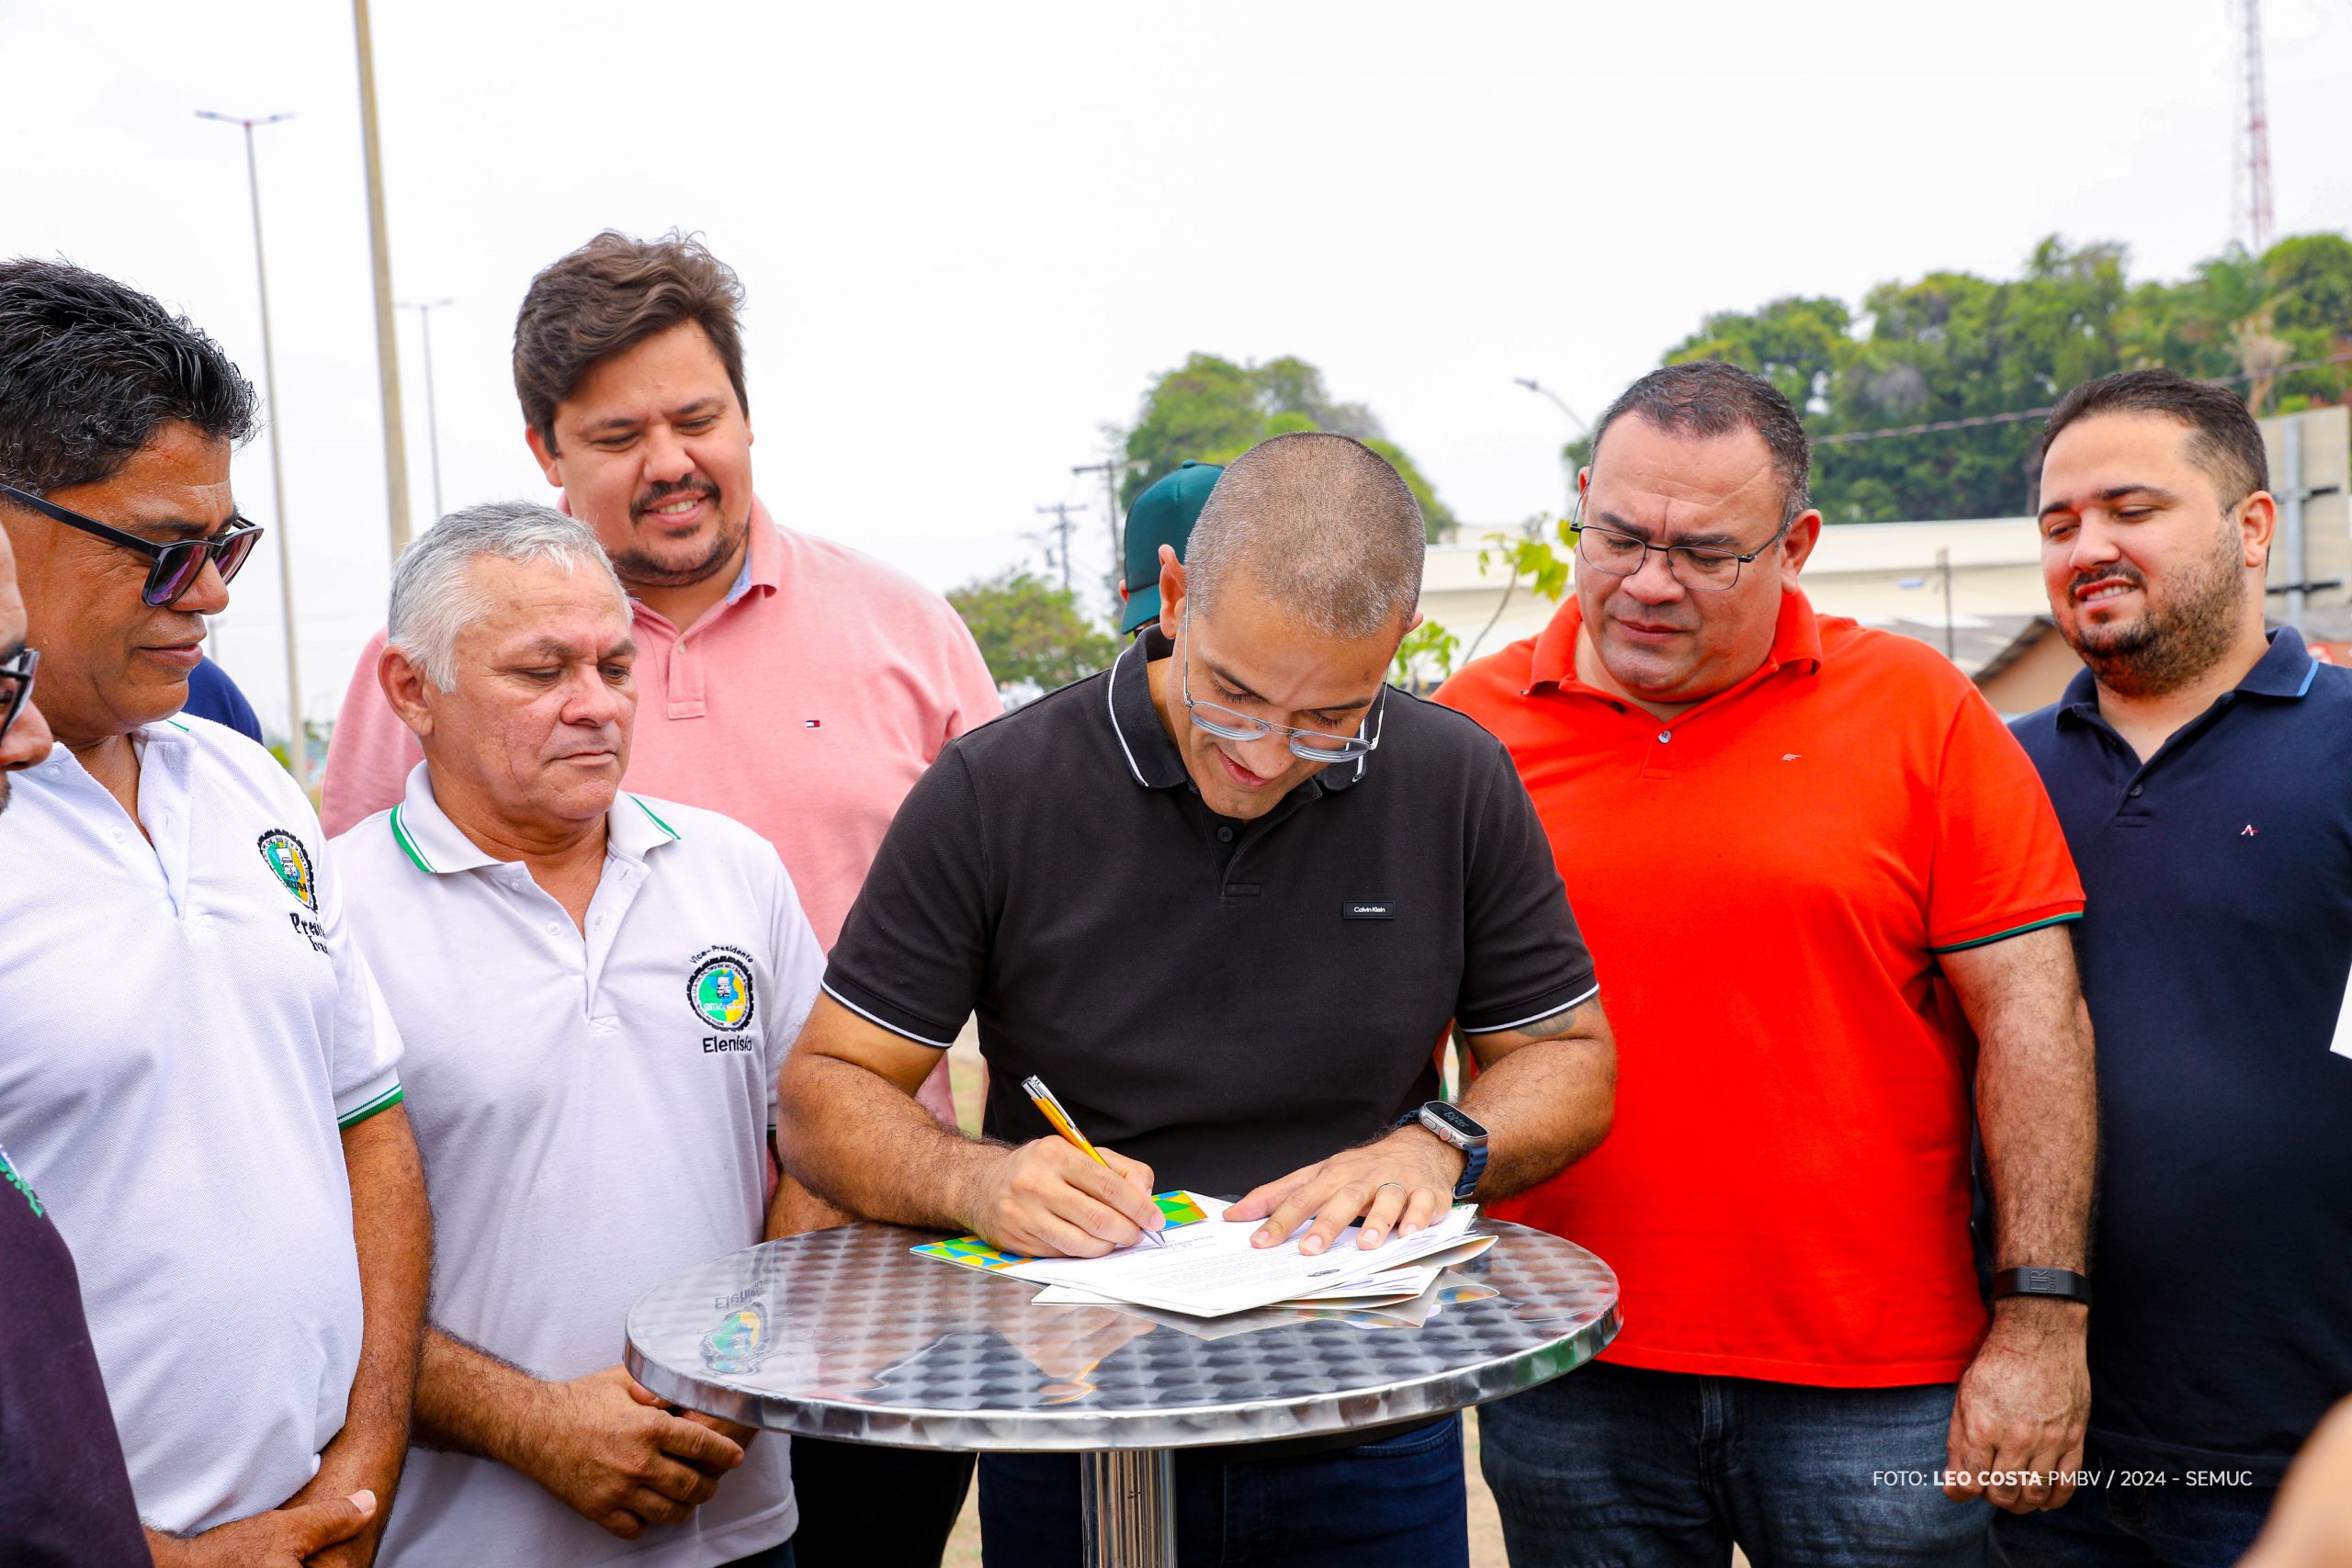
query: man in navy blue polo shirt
[{"left": 2001, "top": 369, "right": 2352, "bottom": 1568}]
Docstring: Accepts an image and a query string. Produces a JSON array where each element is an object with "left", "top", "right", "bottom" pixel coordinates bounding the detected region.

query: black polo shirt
[
  {"left": 824, "top": 628, "right": 1599, "bottom": 1199},
  {"left": 2014, "top": 628, "right": 2352, "bottom": 1481}
]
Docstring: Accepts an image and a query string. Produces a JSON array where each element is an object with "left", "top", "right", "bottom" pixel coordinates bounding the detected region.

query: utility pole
[
  {"left": 1072, "top": 455, "right": 1147, "bottom": 595},
  {"left": 196, "top": 110, "right": 309, "bottom": 790},
  {"left": 1033, "top": 502, "right": 1086, "bottom": 593},
  {"left": 2235, "top": 0, "right": 2277, "bottom": 254},
  {"left": 397, "top": 298, "right": 455, "bottom": 523},
  {"left": 1938, "top": 546, "right": 1955, "bottom": 660},
  {"left": 352, "top": 0, "right": 413, "bottom": 558}
]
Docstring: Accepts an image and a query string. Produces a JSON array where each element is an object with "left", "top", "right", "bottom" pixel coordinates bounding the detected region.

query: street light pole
[
  {"left": 1513, "top": 377, "right": 1592, "bottom": 435},
  {"left": 352, "top": 0, "right": 413, "bottom": 559},
  {"left": 1515, "top": 378, "right": 1592, "bottom": 516},
  {"left": 397, "top": 298, "right": 454, "bottom": 523},
  {"left": 196, "top": 109, "right": 309, "bottom": 789}
]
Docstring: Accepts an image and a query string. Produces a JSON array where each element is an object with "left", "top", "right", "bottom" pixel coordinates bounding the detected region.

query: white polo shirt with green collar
[
  {"left": 0, "top": 715, "right": 404, "bottom": 1534},
  {"left": 334, "top": 763, "right": 823, "bottom": 1568}
]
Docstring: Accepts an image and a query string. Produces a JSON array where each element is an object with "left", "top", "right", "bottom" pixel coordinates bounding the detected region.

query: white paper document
[{"left": 1004, "top": 1197, "right": 1487, "bottom": 1318}]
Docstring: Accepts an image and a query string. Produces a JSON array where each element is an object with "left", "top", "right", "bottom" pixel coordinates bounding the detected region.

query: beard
[
  {"left": 605, "top": 479, "right": 745, "bottom": 590},
  {"left": 2063, "top": 524, "right": 2250, "bottom": 699}
]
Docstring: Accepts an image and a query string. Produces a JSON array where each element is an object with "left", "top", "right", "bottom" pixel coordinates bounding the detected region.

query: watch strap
[
  {"left": 1453, "top": 1143, "right": 1487, "bottom": 1203},
  {"left": 1992, "top": 1266, "right": 2093, "bottom": 1306}
]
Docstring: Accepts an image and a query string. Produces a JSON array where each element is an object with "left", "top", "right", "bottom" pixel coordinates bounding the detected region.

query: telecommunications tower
[{"left": 2234, "top": 0, "right": 2276, "bottom": 254}]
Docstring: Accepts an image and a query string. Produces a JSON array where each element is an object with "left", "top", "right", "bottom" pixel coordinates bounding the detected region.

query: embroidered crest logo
[
  {"left": 687, "top": 949, "right": 756, "bottom": 1032},
  {"left": 256, "top": 829, "right": 318, "bottom": 911}
]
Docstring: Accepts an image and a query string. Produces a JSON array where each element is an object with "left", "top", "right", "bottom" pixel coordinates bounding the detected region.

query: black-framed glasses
[
  {"left": 1178, "top": 610, "right": 1385, "bottom": 763},
  {"left": 0, "top": 645, "right": 35, "bottom": 748},
  {"left": 0, "top": 482, "right": 263, "bottom": 607},
  {"left": 1571, "top": 489, "right": 1792, "bottom": 592}
]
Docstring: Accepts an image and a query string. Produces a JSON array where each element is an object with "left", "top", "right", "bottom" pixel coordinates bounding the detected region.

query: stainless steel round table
[{"left": 625, "top": 1218, "right": 1618, "bottom": 1567}]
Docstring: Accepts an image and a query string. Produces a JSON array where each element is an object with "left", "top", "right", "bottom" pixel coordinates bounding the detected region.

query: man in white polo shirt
[
  {"left": 0, "top": 258, "right": 429, "bottom": 1567},
  {"left": 334, "top": 502, "right": 824, "bottom": 1568}
]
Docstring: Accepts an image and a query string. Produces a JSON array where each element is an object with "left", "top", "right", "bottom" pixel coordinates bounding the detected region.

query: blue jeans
[
  {"left": 977, "top": 1413, "right": 1467, "bottom": 1567},
  {"left": 1990, "top": 1473, "right": 2276, "bottom": 1568},
  {"left": 1479, "top": 1360, "right": 1989, "bottom": 1567}
]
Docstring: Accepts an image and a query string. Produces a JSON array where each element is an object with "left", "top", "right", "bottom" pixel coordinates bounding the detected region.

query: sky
[{"left": 4, "top": 0, "right": 2348, "bottom": 739}]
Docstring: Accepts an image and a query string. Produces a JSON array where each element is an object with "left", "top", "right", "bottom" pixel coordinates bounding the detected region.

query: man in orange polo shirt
[{"left": 1439, "top": 361, "right": 2098, "bottom": 1567}]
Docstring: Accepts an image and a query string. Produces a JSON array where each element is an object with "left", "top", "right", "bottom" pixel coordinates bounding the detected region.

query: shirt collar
[
  {"left": 2056, "top": 626, "right": 2320, "bottom": 728},
  {"left": 1104, "top": 626, "right": 1374, "bottom": 795},
  {"left": 736, "top": 498, "right": 783, "bottom": 601},
  {"left": 1106, "top": 629, "right": 1190, "bottom": 789},
  {"left": 388, "top": 761, "right": 682, "bottom": 874},
  {"left": 1525, "top": 589, "right": 1825, "bottom": 695},
  {"left": 2240, "top": 625, "right": 2320, "bottom": 697}
]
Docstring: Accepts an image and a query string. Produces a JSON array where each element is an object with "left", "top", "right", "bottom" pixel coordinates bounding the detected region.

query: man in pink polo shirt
[{"left": 320, "top": 230, "right": 998, "bottom": 1567}]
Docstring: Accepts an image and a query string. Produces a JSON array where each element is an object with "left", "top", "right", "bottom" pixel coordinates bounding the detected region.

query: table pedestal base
[{"left": 1080, "top": 1447, "right": 1176, "bottom": 1566}]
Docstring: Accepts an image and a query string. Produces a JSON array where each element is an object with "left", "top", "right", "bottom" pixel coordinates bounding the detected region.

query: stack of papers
[{"left": 912, "top": 1192, "right": 1495, "bottom": 1319}]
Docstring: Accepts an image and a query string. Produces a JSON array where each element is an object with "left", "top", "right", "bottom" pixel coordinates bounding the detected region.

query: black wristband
[{"left": 1993, "top": 1267, "right": 2093, "bottom": 1306}]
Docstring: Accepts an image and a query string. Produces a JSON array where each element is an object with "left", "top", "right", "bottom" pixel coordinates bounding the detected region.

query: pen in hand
[{"left": 1020, "top": 1074, "right": 1167, "bottom": 1248}]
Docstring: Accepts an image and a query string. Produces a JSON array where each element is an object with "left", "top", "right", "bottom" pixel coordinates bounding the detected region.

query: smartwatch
[
  {"left": 1992, "top": 1267, "right": 2093, "bottom": 1306},
  {"left": 1396, "top": 1101, "right": 1489, "bottom": 1201}
]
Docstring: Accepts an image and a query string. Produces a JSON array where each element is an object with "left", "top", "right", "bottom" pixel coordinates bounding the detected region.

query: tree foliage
[
  {"left": 947, "top": 569, "right": 1120, "bottom": 694},
  {"left": 1611, "top": 233, "right": 2352, "bottom": 524},
  {"left": 1118, "top": 353, "right": 1459, "bottom": 541}
]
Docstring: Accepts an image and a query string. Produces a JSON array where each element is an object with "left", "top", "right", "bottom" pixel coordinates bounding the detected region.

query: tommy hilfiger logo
[{"left": 1344, "top": 901, "right": 1396, "bottom": 920}]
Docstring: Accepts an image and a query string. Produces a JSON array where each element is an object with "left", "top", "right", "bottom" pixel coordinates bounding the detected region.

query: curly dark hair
[
  {"left": 514, "top": 231, "right": 748, "bottom": 451},
  {"left": 0, "top": 258, "right": 257, "bottom": 493}
]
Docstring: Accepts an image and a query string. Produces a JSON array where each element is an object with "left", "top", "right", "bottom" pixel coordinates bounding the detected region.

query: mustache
[
  {"left": 631, "top": 478, "right": 718, "bottom": 520},
  {"left": 2069, "top": 564, "right": 2145, "bottom": 599}
]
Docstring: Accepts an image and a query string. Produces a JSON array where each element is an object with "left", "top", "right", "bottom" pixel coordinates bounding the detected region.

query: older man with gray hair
[
  {"left": 778, "top": 431, "right": 1616, "bottom": 1566},
  {"left": 332, "top": 502, "right": 825, "bottom": 1568}
]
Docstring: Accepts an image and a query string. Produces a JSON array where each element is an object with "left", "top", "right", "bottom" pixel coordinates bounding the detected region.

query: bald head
[{"left": 1184, "top": 432, "right": 1426, "bottom": 640}]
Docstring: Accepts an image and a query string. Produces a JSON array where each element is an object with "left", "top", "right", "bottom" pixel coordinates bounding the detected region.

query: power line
[{"left": 1815, "top": 348, "right": 2352, "bottom": 445}]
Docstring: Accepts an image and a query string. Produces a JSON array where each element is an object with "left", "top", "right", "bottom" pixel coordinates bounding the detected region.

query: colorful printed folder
[{"left": 911, "top": 1190, "right": 1210, "bottom": 1272}]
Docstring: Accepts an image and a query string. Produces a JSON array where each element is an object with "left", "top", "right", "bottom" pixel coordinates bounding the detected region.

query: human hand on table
[
  {"left": 514, "top": 1364, "right": 745, "bottom": 1540},
  {"left": 958, "top": 1137, "right": 1161, "bottom": 1258},
  {"left": 1227, "top": 1126, "right": 1464, "bottom": 1256},
  {"left": 679, "top": 1408, "right": 761, "bottom": 1451}
]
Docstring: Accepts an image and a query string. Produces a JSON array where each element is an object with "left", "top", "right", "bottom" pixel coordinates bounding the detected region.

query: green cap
[{"left": 1119, "top": 460, "right": 1223, "bottom": 634}]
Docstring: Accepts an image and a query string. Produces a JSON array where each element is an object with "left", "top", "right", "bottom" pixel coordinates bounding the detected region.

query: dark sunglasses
[
  {"left": 0, "top": 645, "right": 34, "bottom": 749},
  {"left": 0, "top": 482, "right": 263, "bottom": 607}
]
